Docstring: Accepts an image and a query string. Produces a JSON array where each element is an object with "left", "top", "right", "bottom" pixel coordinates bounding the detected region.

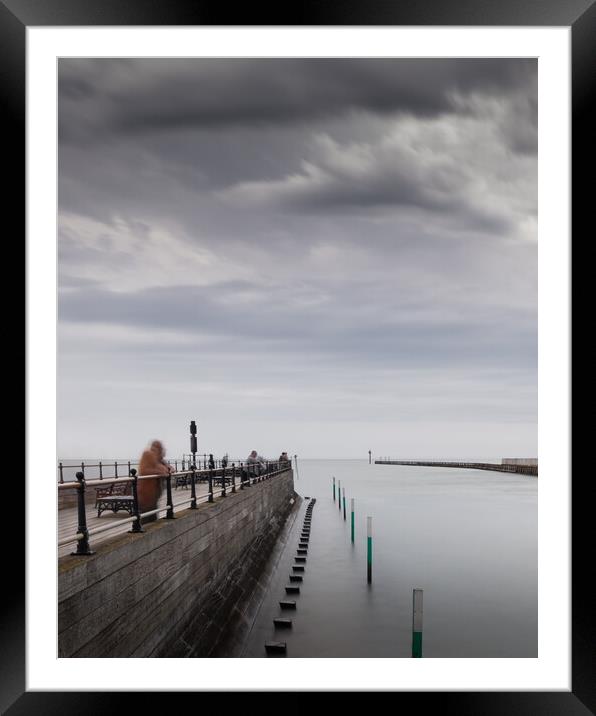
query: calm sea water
[{"left": 243, "top": 458, "right": 537, "bottom": 658}]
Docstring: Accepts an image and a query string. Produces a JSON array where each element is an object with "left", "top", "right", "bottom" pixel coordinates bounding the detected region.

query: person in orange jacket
[{"left": 137, "top": 439, "right": 172, "bottom": 522}]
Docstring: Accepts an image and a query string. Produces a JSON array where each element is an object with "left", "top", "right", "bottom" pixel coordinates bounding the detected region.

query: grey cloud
[
  {"left": 57, "top": 58, "right": 537, "bottom": 457},
  {"left": 59, "top": 58, "right": 536, "bottom": 143},
  {"left": 58, "top": 281, "right": 536, "bottom": 373},
  {"left": 58, "top": 60, "right": 536, "bottom": 235},
  {"left": 215, "top": 118, "right": 534, "bottom": 232}
]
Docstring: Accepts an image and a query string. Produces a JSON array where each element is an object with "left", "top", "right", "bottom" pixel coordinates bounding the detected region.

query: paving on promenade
[{"left": 58, "top": 481, "right": 212, "bottom": 558}]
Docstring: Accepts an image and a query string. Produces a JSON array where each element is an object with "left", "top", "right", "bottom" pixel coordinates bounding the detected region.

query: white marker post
[{"left": 412, "top": 588, "right": 423, "bottom": 657}]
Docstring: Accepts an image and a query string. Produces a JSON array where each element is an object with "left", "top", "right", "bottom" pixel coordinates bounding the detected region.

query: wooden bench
[
  {"left": 95, "top": 481, "right": 134, "bottom": 517},
  {"left": 175, "top": 470, "right": 232, "bottom": 489},
  {"left": 174, "top": 473, "right": 189, "bottom": 489}
]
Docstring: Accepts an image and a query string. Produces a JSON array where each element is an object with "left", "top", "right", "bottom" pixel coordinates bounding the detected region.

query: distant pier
[{"left": 374, "top": 459, "right": 537, "bottom": 476}]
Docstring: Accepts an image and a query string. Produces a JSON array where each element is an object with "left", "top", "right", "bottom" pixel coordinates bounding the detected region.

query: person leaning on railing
[
  {"left": 137, "top": 439, "right": 173, "bottom": 523},
  {"left": 246, "top": 450, "right": 266, "bottom": 476}
]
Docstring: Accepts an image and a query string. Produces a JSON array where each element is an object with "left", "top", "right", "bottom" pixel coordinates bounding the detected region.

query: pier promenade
[
  {"left": 58, "top": 461, "right": 296, "bottom": 657},
  {"left": 58, "top": 460, "right": 289, "bottom": 557},
  {"left": 58, "top": 481, "right": 212, "bottom": 557}
]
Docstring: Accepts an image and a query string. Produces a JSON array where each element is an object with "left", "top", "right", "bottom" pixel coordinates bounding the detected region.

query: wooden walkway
[{"left": 58, "top": 482, "right": 212, "bottom": 558}]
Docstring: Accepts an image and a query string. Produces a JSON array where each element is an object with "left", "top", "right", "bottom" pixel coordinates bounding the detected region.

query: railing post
[
  {"left": 221, "top": 465, "right": 227, "bottom": 497},
  {"left": 239, "top": 462, "right": 245, "bottom": 489},
  {"left": 114, "top": 461, "right": 118, "bottom": 479},
  {"left": 190, "top": 466, "right": 197, "bottom": 509},
  {"left": 70, "top": 472, "right": 94, "bottom": 556},
  {"left": 231, "top": 464, "right": 236, "bottom": 493},
  {"left": 99, "top": 461, "right": 103, "bottom": 479},
  {"left": 165, "top": 472, "right": 175, "bottom": 519},
  {"left": 59, "top": 461, "right": 64, "bottom": 484},
  {"left": 128, "top": 468, "right": 144, "bottom": 533},
  {"left": 208, "top": 469, "right": 214, "bottom": 502}
]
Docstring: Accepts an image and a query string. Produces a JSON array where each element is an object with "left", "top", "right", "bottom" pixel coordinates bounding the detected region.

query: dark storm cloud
[
  {"left": 58, "top": 58, "right": 536, "bottom": 233},
  {"left": 57, "top": 58, "right": 537, "bottom": 457},
  {"left": 59, "top": 58, "right": 536, "bottom": 143}
]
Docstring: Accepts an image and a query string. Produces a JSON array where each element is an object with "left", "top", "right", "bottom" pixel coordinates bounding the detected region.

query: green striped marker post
[
  {"left": 412, "top": 588, "right": 423, "bottom": 657},
  {"left": 350, "top": 498, "right": 355, "bottom": 543},
  {"left": 367, "top": 516, "right": 373, "bottom": 584},
  {"left": 333, "top": 476, "right": 336, "bottom": 502},
  {"left": 338, "top": 480, "right": 342, "bottom": 513},
  {"left": 342, "top": 488, "right": 346, "bottom": 520}
]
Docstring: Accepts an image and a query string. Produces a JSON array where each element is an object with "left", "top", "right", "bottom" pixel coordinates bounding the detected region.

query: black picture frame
[{"left": 7, "top": 0, "right": 592, "bottom": 711}]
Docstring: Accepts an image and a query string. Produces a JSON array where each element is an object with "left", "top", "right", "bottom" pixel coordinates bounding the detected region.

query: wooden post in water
[
  {"left": 333, "top": 476, "right": 336, "bottom": 502},
  {"left": 338, "top": 480, "right": 342, "bottom": 512},
  {"left": 342, "top": 488, "right": 346, "bottom": 520},
  {"left": 367, "top": 516, "right": 372, "bottom": 584},
  {"left": 350, "top": 498, "right": 355, "bottom": 543},
  {"left": 412, "top": 589, "right": 423, "bottom": 657}
]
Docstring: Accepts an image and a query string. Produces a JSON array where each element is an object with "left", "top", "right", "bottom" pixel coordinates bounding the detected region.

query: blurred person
[
  {"left": 138, "top": 439, "right": 173, "bottom": 523},
  {"left": 247, "top": 449, "right": 266, "bottom": 475}
]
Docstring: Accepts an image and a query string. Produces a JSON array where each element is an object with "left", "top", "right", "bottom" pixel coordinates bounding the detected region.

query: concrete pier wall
[
  {"left": 375, "top": 460, "right": 537, "bottom": 476},
  {"left": 502, "top": 458, "right": 538, "bottom": 466},
  {"left": 58, "top": 469, "right": 296, "bottom": 657}
]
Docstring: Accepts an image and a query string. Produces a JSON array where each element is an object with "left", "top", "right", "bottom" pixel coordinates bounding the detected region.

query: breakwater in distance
[{"left": 375, "top": 459, "right": 538, "bottom": 476}]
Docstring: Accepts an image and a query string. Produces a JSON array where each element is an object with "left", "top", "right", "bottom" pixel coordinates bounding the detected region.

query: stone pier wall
[{"left": 58, "top": 469, "right": 296, "bottom": 657}]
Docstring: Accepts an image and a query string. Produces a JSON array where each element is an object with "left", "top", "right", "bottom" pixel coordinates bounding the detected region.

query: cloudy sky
[{"left": 58, "top": 58, "right": 537, "bottom": 460}]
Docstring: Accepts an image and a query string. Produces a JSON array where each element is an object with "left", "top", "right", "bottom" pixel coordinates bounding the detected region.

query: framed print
[{"left": 6, "top": 0, "right": 592, "bottom": 711}]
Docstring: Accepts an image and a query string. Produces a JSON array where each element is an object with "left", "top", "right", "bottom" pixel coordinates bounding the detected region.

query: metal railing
[
  {"left": 57, "top": 455, "right": 252, "bottom": 483},
  {"left": 58, "top": 460, "right": 293, "bottom": 555}
]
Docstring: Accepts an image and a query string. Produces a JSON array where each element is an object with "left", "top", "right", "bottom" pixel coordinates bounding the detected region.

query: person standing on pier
[
  {"left": 138, "top": 440, "right": 173, "bottom": 523},
  {"left": 247, "top": 450, "right": 266, "bottom": 476}
]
